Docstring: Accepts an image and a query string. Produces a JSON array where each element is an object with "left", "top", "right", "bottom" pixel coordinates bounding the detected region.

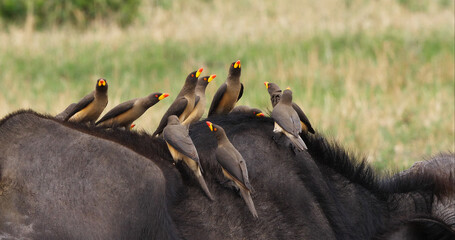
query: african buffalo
[{"left": 0, "top": 110, "right": 453, "bottom": 239}]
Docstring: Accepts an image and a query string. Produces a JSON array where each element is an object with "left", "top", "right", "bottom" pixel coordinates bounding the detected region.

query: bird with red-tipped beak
[
  {"left": 271, "top": 88, "right": 308, "bottom": 150},
  {"left": 206, "top": 121, "right": 258, "bottom": 219},
  {"left": 265, "top": 82, "right": 315, "bottom": 134},
  {"left": 96, "top": 92, "right": 169, "bottom": 129},
  {"left": 163, "top": 115, "right": 214, "bottom": 201},
  {"left": 208, "top": 60, "right": 243, "bottom": 116},
  {"left": 152, "top": 68, "right": 203, "bottom": 137},
  {"left": 63, "top": 78, "right": 108, "bottom": 125}
]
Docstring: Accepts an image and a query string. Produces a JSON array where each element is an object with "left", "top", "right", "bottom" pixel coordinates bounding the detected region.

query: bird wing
[
  {"left": 292, "top": 102, "right": 315, "bottom": 134},
  {"left": 215, "top": 145, "right": 250, "bottom": 191},
  {"left": 194, "top": 96, "right": 200, "bottom": 108},
  {"left": 270, "top": 92, "right": 281, "bottom": 107},
  {"left": 208, "top": 82, "right": 227, "bottom": 116},
  {"left": 152, "top": 97, "right": 188, "bottom": 136},
  {"left": 237, "top": 83, "right": 244, "bottom": 101},
  {"left": 64, "top": 91, "right": 95, "bottom": 121},
  {"left": 272, "top": 105, "right": 301, "bottom": 137},
  {"left": 163, "top": 124, "right": 199, "bottom": 162},
  {"left": 55, "top": 103, "right": 76, "bottom": 120},
  {"left": 95, "top": 99, "right": 136, "bottom": 125}
]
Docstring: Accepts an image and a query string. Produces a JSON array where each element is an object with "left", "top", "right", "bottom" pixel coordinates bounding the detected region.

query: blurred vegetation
[{"left": 0, "top": 0, "right": 140, "bottom": 28}]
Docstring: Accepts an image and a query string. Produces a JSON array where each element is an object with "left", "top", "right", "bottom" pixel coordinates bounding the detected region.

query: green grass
[{"left": 0, "top": 0, "right": 453, "bottom": 172}]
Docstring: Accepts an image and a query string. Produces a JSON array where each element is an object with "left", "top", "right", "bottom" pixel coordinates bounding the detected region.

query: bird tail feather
[{"left": 240, "top": 188, "right": 258, "bottom": 219}]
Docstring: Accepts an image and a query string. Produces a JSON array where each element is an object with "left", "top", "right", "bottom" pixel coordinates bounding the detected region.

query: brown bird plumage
[
  {"left": 64, "top": 78, "right": 108, "bottom": 125},
  {"left": 265, "top": 82, "right": 315, "bottom": 134},
  {"left": 271, "top": 89, "right": 308, "bottom": 150},
  {"left": 230, "top": 105, "right": 265, "bottom": 117},
  {"left": 152, "top": 68, "right": 203, "bottom": 137},
  {"left": 182, "top": 74, "right": 216, "bottom": 125},
  {"left": 95, "top": 92, "right": 169, "bottom": 129},
  {"left": 208, "top": 60, "right": 243, "bottom": 116},
  {"left": 163, "top": 115, "right": 214, "bottom": 200},
  {"left": 206, "top": 121, "right": 258, "bottom": 218}
]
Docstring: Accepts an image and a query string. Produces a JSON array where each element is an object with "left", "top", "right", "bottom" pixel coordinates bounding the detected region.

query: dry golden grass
[{"left": 0, "top": 0, "right": 453, "bottom": 170}]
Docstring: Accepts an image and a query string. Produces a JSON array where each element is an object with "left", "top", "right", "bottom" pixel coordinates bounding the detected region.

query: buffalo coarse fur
[{"left": 0, "top": 110, "right": 453, "bottom": 239}]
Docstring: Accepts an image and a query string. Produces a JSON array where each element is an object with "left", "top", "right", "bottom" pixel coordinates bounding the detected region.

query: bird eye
[
  {"left": 204, "top": 78, "right": 207, "bottom": 81},
  {"left": 191, "top": 74, "right": 194, "bottom": 77},
  {"left": 231, "top": 64, "right": 234, "bottom": 67},
  {"left": 214, "top": 128, "right": 217, "bottom": 131},
  {"left": 155, "top": 95, "right": 158, "bottom": 97}
]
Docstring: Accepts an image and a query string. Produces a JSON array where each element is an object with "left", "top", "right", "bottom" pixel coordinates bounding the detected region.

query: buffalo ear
[{"left": 374, "top": 218, "right": 455, "bottom": 240}]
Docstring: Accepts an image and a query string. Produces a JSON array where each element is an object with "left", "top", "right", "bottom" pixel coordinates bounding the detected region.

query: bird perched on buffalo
[
  {"left": 62, "top": 78, "right": 108, "bottom": 125},
  {"left": 152, "top": 68, "right": 203, "bottom": 137},
  {"left": 264, "top": 82, "right": 315, "bottom": 134},
  {"left": 206, "top": 121, "right": 258, "bottom": 219},
  {"left": 182, "top": 74, "right": 217, "bottom": 125},
  {"left": 95, "top": 92, "right": 169, "bottom": 129},
  {"left": 163, "top": 115, "right": 214, "bottom": 201},
  {"left": 271, "top": 88, "right": 308, "bottom": 151},
  {"left": 208, "top": 60, "right": 243, "bottom": 116},
  {"left": 230, "top": 105, "right": 265, "bottom": 117}
]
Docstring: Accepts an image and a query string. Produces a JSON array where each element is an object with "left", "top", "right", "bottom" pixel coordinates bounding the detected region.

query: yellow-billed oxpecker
[
  {"left": 64, "top": 78, "right": 108, "bottom": 125},
  {"left": 182, "top": 74, "right": 217, "bottom": 125},
  {"left": 230, "top": 105, "right": 265, "bottom": 117},
  {"left": 208, "top": 60, "right": 243, "bottom": 116},
  {"left": 163, "top": 115, "right": 214, "bottom": 200},
  {"left": 95, "top": 92, "right": 169, "bottom": 129},
  {"left": 206, "top": 121, "right": 258, "bottom": 218},
  {"left": 152, "top": 68, "right": 203, "bottom": 137},
  {"left": 265, "top": 82, "right": 315, "bottom": 134},
  {"left": 271, "top": 88, "right": 308, "bottom": 150}
]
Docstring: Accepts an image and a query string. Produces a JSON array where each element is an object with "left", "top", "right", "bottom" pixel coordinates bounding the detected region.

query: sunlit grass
[{"left": 0, "top": 0, "right": 453, "bottom": 171}]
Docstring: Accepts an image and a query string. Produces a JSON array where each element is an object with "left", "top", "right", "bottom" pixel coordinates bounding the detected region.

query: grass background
[{"left": 0, "top": 0, "right": 453, "bottom": 171}]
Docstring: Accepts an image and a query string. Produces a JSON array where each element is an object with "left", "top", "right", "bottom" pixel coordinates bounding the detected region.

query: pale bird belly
[
  {"left": 70, "top": 101, "right": 105, "bottom": 123},
  {"left": 215, "top": 93, "right": 236, "bottom": 114},
  {"left": 114, "top": 108, "right": 145, "bottom": 127},
  {"left": 179, "top": 99, "right": 195, "bottom": 122},
  {"left": 182, "top": 102, "right": 205, "bottom": 126},
  {"left": 166, "top": 142, "right": 183, "bottom": 163}
]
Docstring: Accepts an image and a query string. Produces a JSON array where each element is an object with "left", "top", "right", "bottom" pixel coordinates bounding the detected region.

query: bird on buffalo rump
[
  {"left": 181, "top": 74, "right": 217, "bottom": 125},
  {"left": 163, "top": 115, "right": 214, "bottom": 201},
  {"left": 95, "top": 92, "right": 169, "bottom": 129},
  {"left": 152, "top": 68, "right": 203, "bottom": 137},
  {"left": 206, "top": 121, "right": 258, "bottom": 219},
  {"left": 264, "top": 82, "right": 315, "bottom": 134},
  {"left": 229, "top": 105, "right": 265, "bottom": 117},
  {"left": 207, "top": 60, "right": 243, "bottom": 116},
  {"left": 271, "top": 88, "right": 308, "bottom": 151},
  {"left": 63, "top": 78, "right": 108, "bottom": 125}
]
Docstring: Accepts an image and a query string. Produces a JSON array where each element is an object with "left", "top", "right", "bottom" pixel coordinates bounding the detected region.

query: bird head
[
  {"left": 96, "top": 78, "right": 108, "bottom": 92},
  {"left": 228, "top": 60, "right": 241, "bottom": 77},
  {"left": 187, "top": 68, "right": 204, "bottom": 86}
]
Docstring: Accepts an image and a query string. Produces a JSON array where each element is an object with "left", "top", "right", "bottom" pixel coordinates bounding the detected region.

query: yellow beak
[
  {"left": 264, "top": 82, "right": 269, "bottom": 89},
  {"left": 234, "top": 60, "right": 241, "bottom": 69},
  {"left": 206, "top": 121, "right": 213, "bottom": 131},
  {"left": 196, "top": 68, "right": 203, "bottom": 78},
  {"left": 256, "top": 112, "right": 265, "bottom": 117},
  {"left": 208, "top": 74, "right": 217, "bottom": 83},
  {"left": 158, "top": 93, "right": 170, "bottom": 100},
  {"left": 98, "top": 79, "right": 106, "bottom": 87}
]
